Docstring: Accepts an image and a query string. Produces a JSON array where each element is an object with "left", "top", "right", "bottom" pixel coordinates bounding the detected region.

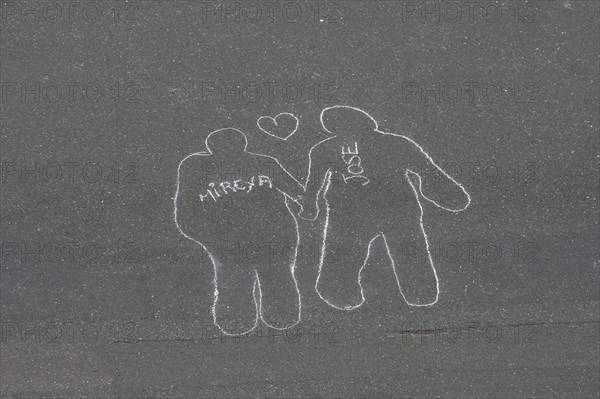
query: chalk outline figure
[
  {"left": 257, "top": 112, "right": 299, "bottom": 141},
  {"left": 174, "top": 128, "right": 305, "bottom": 336},
  {"left": 300, "top": 105, "right": 471, "bottom": 310}
]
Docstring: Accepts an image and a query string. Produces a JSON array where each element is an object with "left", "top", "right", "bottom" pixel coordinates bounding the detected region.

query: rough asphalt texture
[{"left": 1, "top": 1, "right": 599, "bottom": 398}]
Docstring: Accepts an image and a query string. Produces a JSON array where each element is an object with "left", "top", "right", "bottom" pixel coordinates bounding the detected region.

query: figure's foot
[
  {"left": 256, "top": 264, "right": 301, "bottom": 330},
  {"left": 213, "top": 271, "right": 260, "bottom": 336},
  {"left": 316, "top": 278, "right": 364, "bottom": 310},
  {"left": 380, "top": 233, "right": 439, "bottom": 307}
]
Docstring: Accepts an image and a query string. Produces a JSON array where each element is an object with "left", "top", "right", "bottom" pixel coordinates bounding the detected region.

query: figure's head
[
  {"left": 205, "top": 128, "right": 248, "bottom": 154},
  {"left": 320, "top": 106, "right": 378, "bottom": 137}
]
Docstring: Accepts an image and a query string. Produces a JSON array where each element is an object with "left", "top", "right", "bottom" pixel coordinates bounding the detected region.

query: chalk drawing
[
  {"left": 174, "top": 108, "right": 471, "bottom": 333},
  {"left": 174, "top": 128, "right": 305, "bottom": 336},
  {"left": 299, "top": 105, "right": 471, "bottom": 310},
  {"left": 257, "top": 112, "right": 299, "bottom": 141}
]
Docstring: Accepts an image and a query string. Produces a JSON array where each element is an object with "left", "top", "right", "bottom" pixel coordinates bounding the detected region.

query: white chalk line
[
  {"left": 174, "top": 128, "right": 302, "bottom": 336},
  {"left": 311, "top": 105, "right": 470, "bottom": 310},
  {"left": 257, "top": 112, "right": 300, "bottom": 141},
  {"left": 175, "top": 107, "right": 471, "bottom": 327},
  {"left": 296, "top": 137, "right": 336, "bottom": 222}
]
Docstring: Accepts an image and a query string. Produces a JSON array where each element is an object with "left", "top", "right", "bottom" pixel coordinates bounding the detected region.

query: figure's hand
[
  {"left": 298, "top": 207, "right": 317, "bottom": 221},
  {"left": 297, "top": 169, "right": 331, "bottom": 221},
  {"left": 297, "top": 197, "right": 318, "bottom": 221},
  {"left": 285, "top": 196, "right": 304, "bottom": 216}
]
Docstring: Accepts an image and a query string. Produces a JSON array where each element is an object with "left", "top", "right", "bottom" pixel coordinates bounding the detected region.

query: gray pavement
[{"left": 1, "top": 1, "right": 598, "bottom": 398}]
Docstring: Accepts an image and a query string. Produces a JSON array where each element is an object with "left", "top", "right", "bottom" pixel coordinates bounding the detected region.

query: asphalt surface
[{"left": 1, "top": 1, "right": 599, "bottom": 398}]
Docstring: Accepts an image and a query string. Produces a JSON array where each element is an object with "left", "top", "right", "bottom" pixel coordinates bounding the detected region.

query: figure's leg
[
  {"left": 256, "top": 254, "right": 301, "bottom": 329},
  {"left": 381, "top": 217, "right": 439, "bottom": 306},
  {"left": 316, "top": 205, "right": 379, "bottom": 310},
  {"left": 245, "top": 200, "right": 301, "bottom": 330},
  {"left": 211, "top": 250, "right": 259, "bottom": 336}
]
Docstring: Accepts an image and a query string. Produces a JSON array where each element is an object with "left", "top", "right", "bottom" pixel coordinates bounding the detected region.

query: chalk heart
[{"left": 257, "top": 113, "right": 299, "bottom": 141}]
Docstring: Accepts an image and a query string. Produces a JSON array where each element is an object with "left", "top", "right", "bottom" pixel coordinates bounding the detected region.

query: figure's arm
[
  {"left": 297, "top": 137, "right": 335, "bottom": 220},
  {"left": 404, "top": 138, "right": 471, "bottom": 212},
  {"left": 270, "top": 161, "right": 306, "bottom": 203},
  {"left": 174, "top": 153, "right": 210, "bottom": 236},
  {"left": 175, "top": 153, "right": 208, "bottom": 203}
]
